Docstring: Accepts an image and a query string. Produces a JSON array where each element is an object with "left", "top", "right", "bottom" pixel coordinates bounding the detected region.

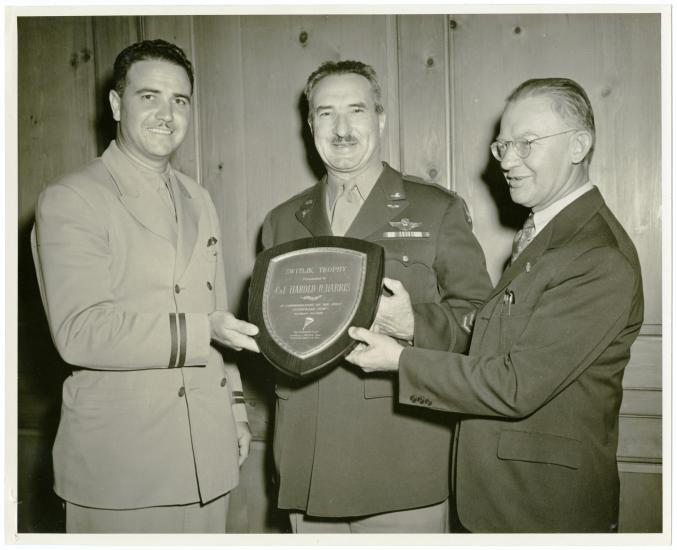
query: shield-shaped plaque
[{"left": 249, "top": 237, "right": 384, "bottom": 379}]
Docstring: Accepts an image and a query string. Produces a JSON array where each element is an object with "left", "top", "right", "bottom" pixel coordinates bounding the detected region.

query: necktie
[
  {"left": 156, "top": 173, "right": 177, "bottom": 243},
  {"left": 511, "top": 212, "right": 536, "bottom": 262},
  {"left": 331, "top": 183, "right": 362, "bottom": 236},
  {"left": 158, "top": 173, "right": 177, "bottom": 222}
]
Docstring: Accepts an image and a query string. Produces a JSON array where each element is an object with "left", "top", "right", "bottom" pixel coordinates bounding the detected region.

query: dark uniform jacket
[
  {"left": 398, "top": 187, "right": 644, "bottom": 532},
  {"left": 262, "top": 163, "right": 492, "bottom": 517}
]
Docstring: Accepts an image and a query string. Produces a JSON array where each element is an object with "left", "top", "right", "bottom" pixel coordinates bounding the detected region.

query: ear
[
  {"left": 571, "top": 130, "right": 592, "bottom": 164},
  {"left": 109, "top": 90, "right": 121, "bottom": 122},
  {"left": 307, "top": 117, "right": 314, "bottom": 135},
  {"left": 378, "top": 111, "right": 386, "bottom": 135}
]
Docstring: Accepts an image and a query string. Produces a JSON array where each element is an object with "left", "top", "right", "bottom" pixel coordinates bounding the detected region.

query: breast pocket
[
  {"left": 379, "top": 241, "right": 437, "bottom": 303},
  {"left": 498, "top": 303, "right": 534, "bottom": 352}
]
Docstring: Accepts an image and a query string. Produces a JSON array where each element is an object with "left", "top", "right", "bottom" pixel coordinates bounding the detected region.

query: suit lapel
[
  {"left": 103, "top": 142, "right": 176, "bottom": 244},
  {"left": 295, "top": 182, "right": 332, "bottom": 236},
  {"left": 489, "top": 187, "right": 605, "bottom": 301},
  {"left": 346, "top": 164, "right": 409, "bottom": 239},
  {"left": 172, "top": 173, "right": 201, "bottom": 280},
  {"left": 118, "top": 189, "right": 176, "bottom": 243}
]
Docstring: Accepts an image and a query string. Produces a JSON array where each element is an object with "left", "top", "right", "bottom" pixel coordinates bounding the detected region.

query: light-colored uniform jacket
[{"left": 31, "top": 141, "right": 246, "bottom": 509}]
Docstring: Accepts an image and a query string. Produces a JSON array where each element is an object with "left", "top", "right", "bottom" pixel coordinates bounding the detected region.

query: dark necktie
[{"left": 511, "top": 212, "right": 535, "bottom": 262}]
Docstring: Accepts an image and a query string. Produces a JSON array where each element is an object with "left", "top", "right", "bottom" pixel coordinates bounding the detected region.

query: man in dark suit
[
  {"left": 347, "top": 77, "right": 644, "bottom": 533},
  {"left": 262, "top": 60, "right": 492, "bottom": 532}
]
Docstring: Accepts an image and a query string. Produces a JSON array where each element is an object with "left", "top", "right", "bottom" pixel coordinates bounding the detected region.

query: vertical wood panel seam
[
  {"left": 189, "top": 16, "right": 202, "bottom": 186},
  {"left": 446, "top": 14, "right": 457, "bottom": 195},
  {"left": 443, "top": 15, "right": 452, "bottom": 192},
  {"left": 235, "top": 17, "right": 251, "bottom": 249},
  {"left": 385, "top": 15, "right": 401, "bottom": 170}
]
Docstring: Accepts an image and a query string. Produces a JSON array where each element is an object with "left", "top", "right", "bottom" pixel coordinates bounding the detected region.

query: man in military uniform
[
  {"left": 32, "top": 40, "right": 259, "bottom": 533},
  {"left": 261, "top": 60, "right": 492, "bottom": 533}
]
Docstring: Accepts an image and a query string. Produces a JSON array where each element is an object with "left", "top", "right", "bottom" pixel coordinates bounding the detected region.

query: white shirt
[{"left": 532, "top": 182, "right": 595, "bottom": 238}]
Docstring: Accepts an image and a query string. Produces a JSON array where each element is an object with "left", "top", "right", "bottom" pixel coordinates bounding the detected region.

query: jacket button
[
  {"left": 425, "top": 398, "right": 432, "bottom": 406},
  {"left": 207, "top": 281, "right": 213, "bottom": 291},
  {"left": 220, "top": 377, "right": 227, "bottom": 387},
  {"left": 174, "top": 284, "right": 181, "bottom": 294},
  {"left": 410, "top": 395, "right": 416, "bottom": 402},
  {"left": 402, "top": 255, "right": 409, "bottom": 263},
  {"left": 178, "top": 386, "right": 185, "bottom": 397}
]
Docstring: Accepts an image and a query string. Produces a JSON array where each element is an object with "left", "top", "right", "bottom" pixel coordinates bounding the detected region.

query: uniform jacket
[
  {"left": 398, "top": 187, "right": 644, "bottom": 532},
  {"left": 262, "top": 163, "right": 492, "bottom": 517},
  {"left": 31, "top": 141, "right": 247, "bottom": 509}
]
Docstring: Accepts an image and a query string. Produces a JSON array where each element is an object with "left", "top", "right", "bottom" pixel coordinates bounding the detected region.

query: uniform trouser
[
  {"left": 65, "top": 494, "right": 229, "bottom": 533},
  {"left": 289, "top": 499, "right": 449, "bottom": 533}
]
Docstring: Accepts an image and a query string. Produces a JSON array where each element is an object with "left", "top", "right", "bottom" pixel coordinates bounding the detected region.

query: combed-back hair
[
  {"left": 507, "top": 77, "right": 596, "bottom": 159},
  {"left": 112, "top": 39, "right": 194, "bottom": 96},
  {"left": 305, "top": 60, "right": 384, "bottom": 116}
]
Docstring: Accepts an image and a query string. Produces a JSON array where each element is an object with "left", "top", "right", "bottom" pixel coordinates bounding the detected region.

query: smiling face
[
  {"left": 498, "top": 95, "right": 591, "bottom": 211},
  {"left": 109, "top": 59, "right": 192, "bottom": 170},
  {"left": 308, "top": 73, "right": 386, "bottom": 177}
]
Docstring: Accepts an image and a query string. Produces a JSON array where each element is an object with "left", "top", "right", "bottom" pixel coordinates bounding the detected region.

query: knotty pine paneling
[
  {"left": 448, "top": 14, "right": 661, "bottom": 331},
  {"left": 397, "top": 15, "right": 450, "bottom": 189}
]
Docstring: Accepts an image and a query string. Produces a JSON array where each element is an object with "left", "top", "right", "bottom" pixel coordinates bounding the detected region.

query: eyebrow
[
  {"left": 134, "top": 88, "right": 191, "bottom": 101},
  {"left": 314, "top": 101, "right": 368, "bottom": 111}
]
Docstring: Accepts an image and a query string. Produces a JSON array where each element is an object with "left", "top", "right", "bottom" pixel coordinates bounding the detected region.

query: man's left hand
[
  {"left": 372, "top": 277, "right": 414, "bottom": 340},
  {"left": 236, "top": 421, "right": 251, "bottom": 467},
  {"left": 346, "top": 327, "right": 404, "bottom": 372}
]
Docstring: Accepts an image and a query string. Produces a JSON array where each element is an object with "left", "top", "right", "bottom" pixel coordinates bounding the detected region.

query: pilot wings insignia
[{"left": 389, "top": 218, "right": 422, "bottom": 231}]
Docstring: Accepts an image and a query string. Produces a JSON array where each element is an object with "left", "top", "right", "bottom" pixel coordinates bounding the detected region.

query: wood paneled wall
[{"left": 16, "top": 13, "right": 663, "bottom": 534}]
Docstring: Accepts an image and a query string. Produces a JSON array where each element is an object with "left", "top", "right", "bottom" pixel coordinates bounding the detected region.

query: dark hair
[
  {"left": 112, "top": 39, "right": 194, "bottom": 96},
  {"left": 304, "top": 60, "right": 384, "bottom": 117},
  {"left": 507, "top": 77, "right": 596, "bottom": 159}
]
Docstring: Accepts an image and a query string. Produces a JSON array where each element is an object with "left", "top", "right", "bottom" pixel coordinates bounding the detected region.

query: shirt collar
[
  {"left": 532, "top": 182, "right": 595, "bottom": 236},
  {"left": 115, "top": 139, "right": 172, "bottom": 183},
  {"left": 325, "top": 165, "right": 382, "bottom": 211}
]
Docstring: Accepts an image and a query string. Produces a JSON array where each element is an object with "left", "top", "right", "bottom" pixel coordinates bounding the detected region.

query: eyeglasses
[{"left": 490, "top": 129, "right": 578, "bottom": 161}]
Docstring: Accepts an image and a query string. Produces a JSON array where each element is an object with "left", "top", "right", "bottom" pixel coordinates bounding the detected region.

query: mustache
[{"left": 331, "top": 135, "right": 358, "bottom": 145}]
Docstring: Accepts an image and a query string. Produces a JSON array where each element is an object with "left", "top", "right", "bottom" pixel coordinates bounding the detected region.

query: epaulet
[{"left": 402, "top": 173, "right": 458, "bottom": 198}]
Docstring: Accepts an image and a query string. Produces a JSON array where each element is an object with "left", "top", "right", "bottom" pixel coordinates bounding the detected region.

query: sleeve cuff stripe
[
  {"left": 168, "top": 313, "right": 178, "bottom": 368},
  {"left": 232, "top": 390, "right": 245, "bottom": 396},
  {"left": 177, "top": 313, "right": 187, "bottom": 368},
  {"left": 234, "top": 397, "right": 246, "bottom": 404}
]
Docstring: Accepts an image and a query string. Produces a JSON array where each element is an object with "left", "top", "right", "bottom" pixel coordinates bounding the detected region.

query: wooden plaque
[{"left": 249, "top": 237, "right": 384, "bottom": 379}]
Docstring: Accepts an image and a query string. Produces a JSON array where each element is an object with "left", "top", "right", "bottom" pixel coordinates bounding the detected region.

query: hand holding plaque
[{"left": 248, "top": 237, "right": 384, "bottom": 379}]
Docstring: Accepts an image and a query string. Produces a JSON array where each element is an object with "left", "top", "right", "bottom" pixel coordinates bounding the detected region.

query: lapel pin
[{"left": 525, "top": 261, "right": 531, "bottom": 273}]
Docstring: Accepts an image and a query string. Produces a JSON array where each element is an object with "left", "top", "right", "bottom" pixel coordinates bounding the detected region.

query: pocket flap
[
  {"left": 364, "top": 375, "right": 395, "bottom": 399},
  {"left": 497, "top": 430, "right": 582, "bottom": 470}
]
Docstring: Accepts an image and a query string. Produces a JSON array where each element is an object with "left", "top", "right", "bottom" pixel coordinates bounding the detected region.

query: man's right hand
[{"left": 209, "top": 311, "right": 260, "bottom": 353}]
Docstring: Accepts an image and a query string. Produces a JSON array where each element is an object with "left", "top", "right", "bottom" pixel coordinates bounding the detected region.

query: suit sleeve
[
  {"left": 412, "top": 196, "right": 492, "bottom": 353},
  {"left": 205, "top": 189, "right": 248, "bottom": 423},
  {"left": 400, "top": 246, "right": 637, "bottom": 418},
  {"left": 32, "top": 182, "right": 210, "bottom": 370}
]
